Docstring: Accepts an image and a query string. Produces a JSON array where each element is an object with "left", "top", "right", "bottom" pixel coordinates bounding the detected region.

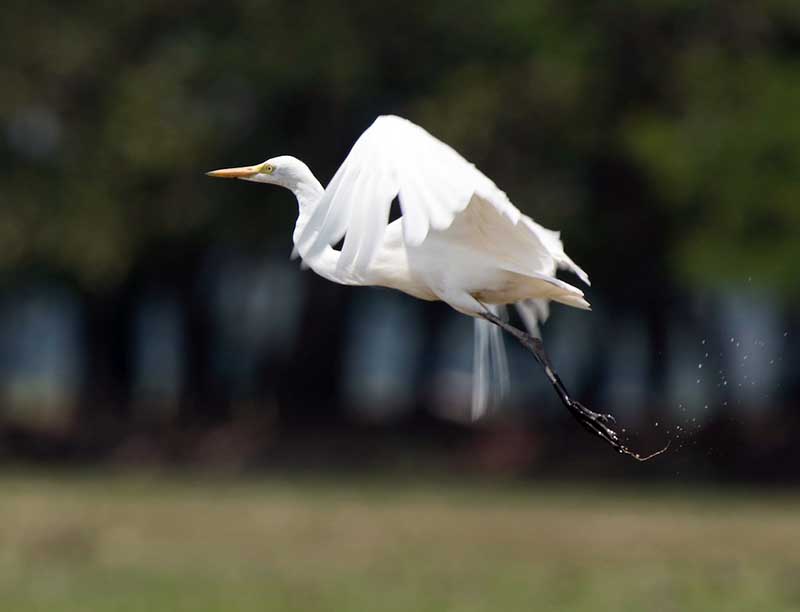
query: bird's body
[
  {"left": 310, "top": 197, "right": 589, "bottom": 311},
  {"left": 230, "top": 117, "right": 591, "bottom": 317},
  {"left": 376, "top": 200, "right": 572, "bottom": 306},
  {"left": 208, "top": 115, "right": 663, "bottom": 459}
]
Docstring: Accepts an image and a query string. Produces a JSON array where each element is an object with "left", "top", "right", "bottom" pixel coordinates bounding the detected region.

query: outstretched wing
[
  {"left": 295, "top": 114, "right": 589, "bottom": 288},
  {"left": 294, "top": 115, "right": 523, "bottom": 277}
]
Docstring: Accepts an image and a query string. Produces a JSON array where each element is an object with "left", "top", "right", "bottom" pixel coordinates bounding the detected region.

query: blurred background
[{"left": 1, "top": 1, "right": 799, "bottom": 610}]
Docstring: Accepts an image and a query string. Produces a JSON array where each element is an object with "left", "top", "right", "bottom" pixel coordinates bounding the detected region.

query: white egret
[{"left": 208, "top": 115, "right": 664, "bottom": 459}]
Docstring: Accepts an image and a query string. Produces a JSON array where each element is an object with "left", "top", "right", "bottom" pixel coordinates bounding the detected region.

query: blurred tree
[
  {"left": 622, "top": 1, "right": 800, "bottom": 296},
  {"left": 1, "top": 0, "right": 799, "bottom": 440}
]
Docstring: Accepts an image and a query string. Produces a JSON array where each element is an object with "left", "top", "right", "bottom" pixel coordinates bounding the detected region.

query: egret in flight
[{"left": 208, "top": 115, "right": 663, "bottom": 460}]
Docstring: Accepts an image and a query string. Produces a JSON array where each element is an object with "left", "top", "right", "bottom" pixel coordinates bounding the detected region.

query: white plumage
[{"left": 208, "top": 115, "right": 591, "bottom": 419}]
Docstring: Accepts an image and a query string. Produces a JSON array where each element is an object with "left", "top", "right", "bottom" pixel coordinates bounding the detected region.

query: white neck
[{"left": 287, "top": 168, "right": 352, "bottom": 285}]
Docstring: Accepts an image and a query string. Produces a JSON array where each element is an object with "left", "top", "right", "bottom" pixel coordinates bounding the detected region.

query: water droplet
[
  {"left": 655, "top": 421, "right": 659, "bottom": 427},
  {"left": 743, "top": 355, "right": 748, "bottom": 360},
  {"left": 705, "top": 352, "right": 709, "bottom": 358},
  {"left": 769, "top": 359, "right": 775, "bottom": 365},
  {"left": 730, "top": 337, "right": 735, "bottom": 343},
  {"left": 784, "top": 331, "right": 789, "bottom": 337},
  {"left": 701, "top": 339, "right": 706, "bottom": 345},
  {"left": 703, "top": 405, "right": 708, "bottom": 411}
]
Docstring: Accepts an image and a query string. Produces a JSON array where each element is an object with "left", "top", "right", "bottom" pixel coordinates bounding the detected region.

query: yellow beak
[{"left": 205, "top": 164, "right": 262, "bottom": 179}]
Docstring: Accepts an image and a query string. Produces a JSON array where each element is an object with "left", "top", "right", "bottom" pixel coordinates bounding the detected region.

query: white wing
[
  {"left": 294, "top": 115, "right": 521, "bottom": 277},
  {"left": 295, "top": 115, "right": 588, "bottom": 286}
]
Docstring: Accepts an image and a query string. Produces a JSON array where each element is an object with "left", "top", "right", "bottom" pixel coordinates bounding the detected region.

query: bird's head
[{"left": 206, "top": 155, "right": 311, "bottom": 189}]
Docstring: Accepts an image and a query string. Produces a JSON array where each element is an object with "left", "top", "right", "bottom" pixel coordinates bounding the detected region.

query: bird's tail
[{"left": 472, "top": 304, "right": 509, "bottom": 419}]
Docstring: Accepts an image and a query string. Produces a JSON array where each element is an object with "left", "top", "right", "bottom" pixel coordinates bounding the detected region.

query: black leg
[{"left": 481, "top": 311, "right": 668, "bottom": 461}]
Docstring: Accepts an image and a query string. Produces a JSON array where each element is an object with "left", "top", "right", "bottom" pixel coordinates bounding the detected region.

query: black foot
[
  {"left": 479, "top": 309, "right": 669, "bottom": 462},
  {"left": 568, "top": 400, "right": 620, "bottom": 445},
  {"left": 568, "top": 399, "right": 670, "bottom": 462}
]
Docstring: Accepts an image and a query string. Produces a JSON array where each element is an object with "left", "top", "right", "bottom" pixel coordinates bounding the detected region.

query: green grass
[{"left": 0, "top": 471, "right": 798, "bottom": 611}]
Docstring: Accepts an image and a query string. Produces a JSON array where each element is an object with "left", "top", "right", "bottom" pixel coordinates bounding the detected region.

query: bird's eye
[{"left": 262, "top": 164, "right": 274, "bottom": 174}]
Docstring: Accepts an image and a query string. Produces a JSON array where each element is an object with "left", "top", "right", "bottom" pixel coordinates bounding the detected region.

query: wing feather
[
  {"left": 296, "top": 115, "right": 477, "bottom": 269},
  {"left": 338, "top": 157, "right": 396, "bottom": 272},
  {"left": 521, "top": 217, "right": 590, "bottom": 285},
  {"left": 295, "top": 159, "right": 362, "bottom": 257},
  {"left": 295, "top": 115, "right": 588, "bottom": 287}
]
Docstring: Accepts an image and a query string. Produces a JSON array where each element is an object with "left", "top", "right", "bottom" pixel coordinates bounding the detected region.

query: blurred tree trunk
[
  {"left": 278, "top": 275, "right": 351, "bottom": 427},
  {"left": 409, "top": 301, "right": 451, "bottom": 421},
  {"left": 161, "top": 244, "right": 225, "bottom": 427},
  {"left": 588, "top": 152, "right": 674, "bottom": 422},
  {"left": 79, "top": 284, "right": 135, "bottom": 432}
]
